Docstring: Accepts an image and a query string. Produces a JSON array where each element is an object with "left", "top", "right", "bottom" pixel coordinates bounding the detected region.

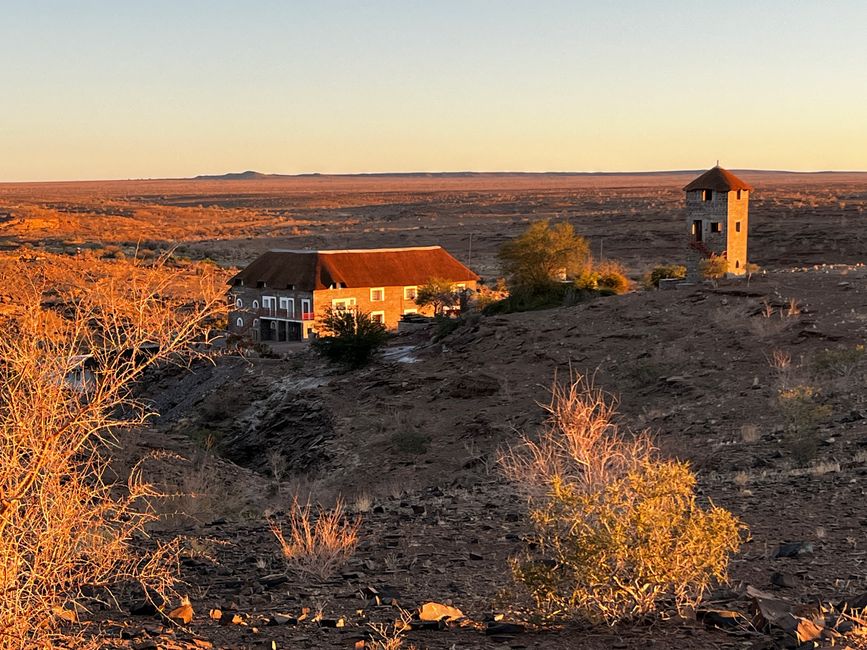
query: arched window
[
  {"left": 236, "top": 317, "right": 243, "bottom": 327},
  {"left": 235, "top": 297, "right": 244, "bottom": 309},
  {"left": 253, "top": 319, "right": 259, "bottom": 328},
  {"left": 252, "top": 300, "right": 259, "bottom": 309}
]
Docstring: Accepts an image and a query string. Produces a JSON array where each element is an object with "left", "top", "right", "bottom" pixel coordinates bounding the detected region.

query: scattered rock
[
  {"left": 418, "top": 601, "right": 465, "bottom": 622},
  {"left": 168, "top": 598, "right": 194, "bottom": 625},
  {"left": 771, "top": 572, "right": 799, "bottom": 588},
  {"left": 775, "top": 542, "right": 814, "bottom": 558},
  {"left": 696, "top": 609, "right": 749, "bottom": 629}
]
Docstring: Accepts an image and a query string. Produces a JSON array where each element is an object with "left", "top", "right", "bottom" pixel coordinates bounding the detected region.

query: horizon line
[{"left": 3, "top": 167, "right": 867, "bottom": 184}]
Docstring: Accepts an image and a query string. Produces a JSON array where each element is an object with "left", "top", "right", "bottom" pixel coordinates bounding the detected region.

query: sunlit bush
[
  {"left": 502, "top": 376, "right": 744, "bottom": 623},
  {"left": 0, "top": 255, "right": 223, "bottom": 648}
]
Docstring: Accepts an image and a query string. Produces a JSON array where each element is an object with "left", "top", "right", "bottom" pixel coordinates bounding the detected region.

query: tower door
[{"left": 692, "top": 220, "right": 703, "bottom": 242}]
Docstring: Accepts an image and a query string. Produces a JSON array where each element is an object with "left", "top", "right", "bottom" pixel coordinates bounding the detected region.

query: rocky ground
[{"left": 79, "top": 262, "right": 867, "bottom": 649}]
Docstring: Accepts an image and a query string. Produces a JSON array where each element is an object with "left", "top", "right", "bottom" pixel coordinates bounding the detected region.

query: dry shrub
[
  {"left": 0, "top": 256, "right": 223, "bottom": 648},
  {"left": 777, "top": 385, "right": 833, "bottom": 464},
  {"left": 595, "top": 260, "right": 632, "bottom": 295},
  {"left": 267, "top": 497, "right": 361, "bottom": 580},
  {"left": 501, "top": 376, "right": 744, "bottom": 624},
  {"left": 699, "top": 254, "right": 728, "bottom": 282}
]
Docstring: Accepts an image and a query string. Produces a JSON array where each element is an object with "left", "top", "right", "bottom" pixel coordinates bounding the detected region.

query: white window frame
[
  {"left": 370, "top": 310, "right": 385, "bottom": 324},
  {"left": 236, "top": 317, "right": 244, "bottom": 327},
  {"left": 403, "top": 286, "right": 418, "bottom": 300},
  {"left": 279, "top": 296, "right": 294, "bottom": 318},
  {"left": 331, "top": 297, "right": 356, "bottom": 311},
  {"left": 370, "top": 287, "right": 385, "bottom": 302},
  {"left": 301, "top": 298, "right": 311, "bottom": 316},
  {"left": 253, "top": 318, "right": 259, "bottom": 328},
  {"left": 252, "top": 299, "right": 259, "bottom": 310},
  {"left": 262, "top": 296, "right": 277, "bottom": 315},
  {"left": 235, "top": 297, "right": 244, "bottom": 309}
]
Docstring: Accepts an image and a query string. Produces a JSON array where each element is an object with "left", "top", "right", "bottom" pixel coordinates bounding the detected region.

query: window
[
  {"left": 403, "top": 308, "right": 418, "bottom": 315},
  {"left": 735, "top": 221, "right": 741, "bottom": 233},
  {"left": 252, "top": 300, "right": 259, "bottom": 310},
  {"left": 736, "top": 190, "right": 742, "bottom": 200},
  {"left": 253, "top": 318, "right": 259, "bottom": 328},
  {"left": 710, "top": 222, "right": 722, "bottom": 233},
  {"left": 370, "top": 287, "right": 385, "bottom": 302},
  {"left": 235, "top": 297, "right": 244, "bottom": 309},
  {"left": 370, "top": 311, "right": 385, "bottom": 324},
  {"left": 236, "top": 317, "right": 243, "bottom": 327},
  {"left": 404, "top": 286, "right": 418, "bottom": 300},
  {"left": 735, "top": 260, "right": 740, "bottom": 269},
  {"left": 332, "top": 297, "right": 356, "bottom": 311},
  {"left": 262, "top": 296, "right": 276, "bottom": 313},
  {"left": 256, "top": 281, "right": 266, "bottom": 288},
  {"left": 279, "top": 297, "right": 294, "bottom": 317},
  {"left": 455, "top": 283, "right": 466, "bottom": 290},
  {"left": 702, "top": 190, "right": 713, "bottom": 202},
  {"left": 301, "top": 298, "right": 312, "bottom": 317}
]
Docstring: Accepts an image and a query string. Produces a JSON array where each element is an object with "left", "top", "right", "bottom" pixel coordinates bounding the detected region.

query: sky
[{"left": 1, "top": 1, "right": 866, "bottom": 181}]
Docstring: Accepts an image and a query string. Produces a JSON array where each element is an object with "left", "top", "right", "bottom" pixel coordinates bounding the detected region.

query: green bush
[
  {"left": 498, "top": 220, "right": 591, "bottom": 291},
  {"left": 311, "top": 308, "right": 388, "bottom": 369},
  {"left": 644, "top": 264, "right": 687, "bottom": 288},
  {"left": 502, "top": 377, "right": 744, "bottom": 623}
]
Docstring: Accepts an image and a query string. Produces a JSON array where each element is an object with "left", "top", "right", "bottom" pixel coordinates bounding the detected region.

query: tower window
[
  {"left": 702, "top": 190, "right": 713, "bottom": 202},
  {"left": 710, "top": 222, "right": 722, "bottom": 233},
  {"left": 735, "top": 221, "right": 741, "bottom": 233},
  {"left": 736, "top": 190, "right": 742, "bottom": 200}
]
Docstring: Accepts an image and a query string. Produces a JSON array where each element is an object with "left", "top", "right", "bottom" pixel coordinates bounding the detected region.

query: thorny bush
[{"left": 0, "top": 253, "right": 224, "bottom": 649}]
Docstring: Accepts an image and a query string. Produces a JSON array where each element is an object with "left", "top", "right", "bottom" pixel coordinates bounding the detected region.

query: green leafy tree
[
  {"left": 312, "top": 308, "right": 388, "bottom": 368},
  {"left": 498, "top": 220, "right": 591, "bottom": 291},
  {"left": 415, "top": 277, "right": 459, "bottom": 316}
]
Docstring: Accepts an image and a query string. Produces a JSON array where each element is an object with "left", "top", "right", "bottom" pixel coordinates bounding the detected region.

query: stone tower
[{"left": 683, "top": 166, "right": 752, "bottom": 280}]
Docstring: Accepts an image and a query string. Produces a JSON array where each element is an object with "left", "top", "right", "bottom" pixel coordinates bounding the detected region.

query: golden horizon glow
[{"left": 2, "top": 2, "right": 866, "bottom": 182}]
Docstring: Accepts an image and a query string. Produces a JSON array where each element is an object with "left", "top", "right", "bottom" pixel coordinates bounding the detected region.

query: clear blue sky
[{"left": 2, "top": 0, "right": 865, "bottom": 180}]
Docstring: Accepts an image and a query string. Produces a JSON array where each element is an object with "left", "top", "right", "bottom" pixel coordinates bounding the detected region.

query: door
[{"left": 692, "top": 220, "right": 703, "bottom": 242}]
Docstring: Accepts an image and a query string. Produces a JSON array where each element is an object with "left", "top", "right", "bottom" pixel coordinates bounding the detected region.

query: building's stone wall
[
  {"left": 227, "top": 280, "right": 478, "bottom": 340},
  {"left": 226, "top": 286, "right": 314, "bottom": 339},
  {"left": 313, "top": 280, "right": 478, "bottom": 331}
]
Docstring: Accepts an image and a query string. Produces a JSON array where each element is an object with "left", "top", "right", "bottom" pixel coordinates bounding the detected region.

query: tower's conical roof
[{"left": 683, "top": 166, "right": 753, "bottom": 192}]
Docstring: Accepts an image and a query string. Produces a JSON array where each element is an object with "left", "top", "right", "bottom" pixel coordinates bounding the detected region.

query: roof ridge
[{"left": 269, "top": 246, "right": 442, "bottom": 254}]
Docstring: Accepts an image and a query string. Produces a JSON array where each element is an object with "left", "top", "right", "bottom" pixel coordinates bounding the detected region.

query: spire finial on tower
[{"left": 716, "top": 159, "right": 720, "bottom": 167}]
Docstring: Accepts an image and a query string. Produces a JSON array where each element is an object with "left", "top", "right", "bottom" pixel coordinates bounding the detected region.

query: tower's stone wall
[{"left": 684, "top": 189, "right": 750, "bottom": 279}]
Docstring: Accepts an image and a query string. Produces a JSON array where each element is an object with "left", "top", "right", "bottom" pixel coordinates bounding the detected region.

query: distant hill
[
  {"left": 190, "top": 169, "right": 864, "bottom": 181},
  {"left": 193, "top": 170, "right": 279, "bottom": 181}
]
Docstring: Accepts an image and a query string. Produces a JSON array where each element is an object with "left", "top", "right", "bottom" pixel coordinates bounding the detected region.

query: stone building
[
  {"left": 227, "top": 246, "right": 479, "bottom": 342},
  {"left": 683, "top": 166, "right": 752, "bottom": 279}
]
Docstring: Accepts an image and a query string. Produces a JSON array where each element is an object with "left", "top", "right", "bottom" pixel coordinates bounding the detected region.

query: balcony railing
[
  {"left": 252, "top": 307, "right": 300, "bottom": 320},
  {"left": 239, "top": 306, "right": 316, "bottom": 321}
]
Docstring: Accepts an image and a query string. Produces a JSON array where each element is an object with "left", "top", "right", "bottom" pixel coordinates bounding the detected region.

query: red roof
[
  {"left": 683, "top": 166, "right": 753, "bottom": 192},
  {"left": 230, "top": 246, "right": 479, "bottom": 290}
]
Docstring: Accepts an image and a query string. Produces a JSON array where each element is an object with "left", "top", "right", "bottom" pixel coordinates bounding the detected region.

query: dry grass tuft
[
  {"left": 501, "top": 375, "right": 745, "bottom": 624},
  {"left": 267, "top": 497, "right": 361, "bottom": 580}
]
